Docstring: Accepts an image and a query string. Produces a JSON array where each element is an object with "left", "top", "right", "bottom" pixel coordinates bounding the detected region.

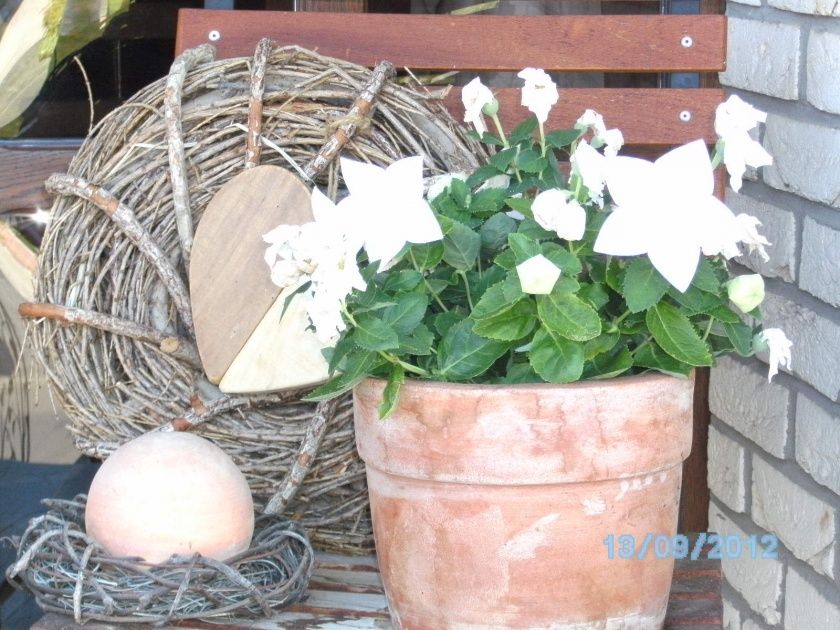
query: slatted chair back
[
  {"left": 175, "top": 9, "right": 726, "bottom": 152},
  {"left": 174, "top": 5, "right": 725, "bottom": 532}
]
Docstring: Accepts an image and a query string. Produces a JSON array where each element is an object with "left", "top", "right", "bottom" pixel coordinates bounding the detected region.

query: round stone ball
[{"left": 85, "top": 431, "right": 254, "bottom": 564}]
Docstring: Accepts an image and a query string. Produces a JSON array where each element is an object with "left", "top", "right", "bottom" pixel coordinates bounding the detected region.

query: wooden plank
[
  {"left": 298, "top": 0, "right": 366, "bottom": 10},
  {"left": 444, "top": 87, "right": 724, "bottom": 146},
  {"left": 0, "top": 145, "right": 78, "bottom": 212},
  {"left": 0, "top": 221, "right": 37, "bottom": 301},
  {"left": 33, "top": 545, "right": 720, "bottom": 629},
  {"left": 176, "top": 11, "right": 726, "bottom": 73}
]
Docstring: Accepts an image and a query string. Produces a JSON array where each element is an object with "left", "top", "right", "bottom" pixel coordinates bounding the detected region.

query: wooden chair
[{"left": 177, "top": 8, "right": 727, "bottom": 627}]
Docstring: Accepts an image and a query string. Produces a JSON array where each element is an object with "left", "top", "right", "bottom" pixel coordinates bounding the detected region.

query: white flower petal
[
  {"left": 462, "top": 77, "right": 493, "bottom": 135},
  {"left": 385, "top": 155, "right": 425, "bottom": 200},
  {"left": 654, "top": 139, "right": 714, "bottom": 198},
  {"left": 756, "top": 328, "right": 792, "bottom": 382},
  {"left": 516, "top": 254, "right": 561, "bottom": 295},
  {"left": 402, "top": 199, "right": 444, "bottom": 245},
  {"left": 648, "top": 235, "right": 701, "bottom": 293},
  {"left": 339, "top": 157, "right": 384, "bottom": 197},
  {"left": 593, "top": 207, "right": 650, "bottom": 256},
  {"left": 517, "top": 67, "right": 559, "bottom": 124},
  {"left": 603, "top": 155, "right": 655, "bottom": 207}
]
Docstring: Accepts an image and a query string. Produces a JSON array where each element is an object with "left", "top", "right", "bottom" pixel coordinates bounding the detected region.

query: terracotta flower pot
[{"left": 353, "top": 373, "right": 694, "bottom": 630}]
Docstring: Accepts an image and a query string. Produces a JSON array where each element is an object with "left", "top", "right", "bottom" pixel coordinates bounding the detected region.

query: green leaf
[
  {"left": 515, "top": 148, "right": 548, "bottom": 174},
  {"left": 708, "top": 305, "right": 742, "bottom": 324},
  {"left": 399, "top": 324, "right": 435, "bottom": 355},
  {"left": 505, "top": 197, "right": 532, "bottom": 215},
  {"left": 326, "top": 333, "right": 357, "bottom": 373},
  {"left": 471, "top": 275, "right": 524, "bottom": 319},
  {"left": 479, "top": 213, "right": 518, "bottom": 253},
  {"left": 508, "top": 233, "right": 541, "bottom": 264},
  {"left": 645, "top": 302, "right": 713, "bottom": 367},
  {"left": 442, "top": 220, "right": 481, "bottom": 271},
  {"left": 537, "top": 293, "right": 602, "bottom": 341},
  {"left": 469, "top": 188, "right": 508, "bottom": 217},
  {"left": 499, "top": 362, "right": 542, "bottom": 384},
  {"left": 478, "top": 131, "right": 505, "bottom": 146},
  {"left": 433, "top": 311, "right": 462, "bottom": 337},
  {"left": 583, "top": 331, "right": 619, "bottom": 360},
  {"left": 605, "top": 258, "right": 623, "bottom": 293},
  {"left": 382, "top": 293, "right": 429, "bottom": 335},
  {"left": 378, "top": 365, "right": 405, "bottom": 419},
  {"left": 449, "top": 178, "right": 471, "bottom": 208},
  {"left": 436, "top": 320, "right": 510, "bottom": 380},
  {"left": 724, "top": 321, "right": 754, "bottom": 356},
  {"left": 622, "top": 258, "right": 670, "bottom": 313},
  {"left": 466, "top": 164, "right": 505, "bottom": 188},
  {"left": 633, "top": 342, "right": 692, "bottom": 378},
  {"left": 494, "top": 249, "right": 517, "bottom": 270},
  {"left": 304, "top": 351, "right": 385, "bottom": 401},
  {"left": 528, "top": 327, "right": 585, "bottom": 383},
  {"left": 490, "top": 147, "right": 518, "bottom": 171},
  {"left": 383, "top": 270, "right": 423, "bottom": 292},
  {"left": 668, "top": 285, "right": 725, "bottom": 314},
  {"left": 583, "top": 347, "right": 633, "bottom": 380},
  {"left": 579, "top": 283, "right": 610, "bottom": 310},
  {"left": 410, "top": 242, "right": 444, "bottom": 270},
  {"left": 545, "top": 128, "right": 585, "bottom": 149},
  {"left": 508, "top": 117, "right": 539, "bottom": 145},
  {"left": 541, "top": 242, "right": 582, "bottom": 276},
  {"left": 517, "top": 217, "right": 554, "bottom": 240},
  {"left": 472, "top": 299, "right": 536, "bottom": 341},
  {"left": 692, "top": 258, "right": 723, "bottom": 294},
  {"left": 354, "top": 314, "right": 400, "bottom": 351}
]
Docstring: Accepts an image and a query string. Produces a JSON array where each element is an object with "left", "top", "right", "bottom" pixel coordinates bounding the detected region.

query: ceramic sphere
[{"left": 85, "top": 431, "right": 254, "bottom": 563}]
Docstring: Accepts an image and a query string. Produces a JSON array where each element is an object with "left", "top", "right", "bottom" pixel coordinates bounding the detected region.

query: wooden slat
[
  {"left": 444, "top": 87, "right": 724, "bottom": 146},
  {"left": 0, "top": 145, "right": 78, "bottom": 212},
  {"left": 176, "top": 11, "right": 726, "bottom": 73},
  {"left": 33, "top": 545, "right": 721, "bottom": 629}
]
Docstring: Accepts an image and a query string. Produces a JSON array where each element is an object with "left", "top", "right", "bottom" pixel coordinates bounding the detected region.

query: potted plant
[{"left": 263, "top": 70, "right": 791, "bottom": 629}]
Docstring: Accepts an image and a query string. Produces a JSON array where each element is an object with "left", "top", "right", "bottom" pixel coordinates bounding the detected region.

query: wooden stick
[
  {"left": 164, "top": 43, "right": 216, "bottom": 266},
  {"left": 19, "top": 303, "right": 201, "bottom": 368},
  {"left": 263, "top": 399, "right": 333, "bottom": 516},
  {"left": 245, "top": 39, "right": 274, "bottom": 169},
  {"left": 158, "top": 391, "right": 301, "bottom": 432},
  {"left": 302, "top": 60, "right": 396, "bottom": 179},
  {"left": 45, "top": 173, "right": 195, "bottom": 337}
]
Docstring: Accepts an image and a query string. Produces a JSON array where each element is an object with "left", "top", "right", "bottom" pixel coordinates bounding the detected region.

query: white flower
[
  {"left": 726, "top": 274, "right": 765, "bottom": 313},
  {"left": 532, "top": 188, "right": 587, "bottom": 241},
  {"left": 570, "top": 141, "right": 608, "bottom": 208},
  {"left": 715, "top": 95, "right": 773, "bottom": 192},
  {"left": 575, "top": 109, "right": 624, "bottom": 157},
  {"left": 462, "top": 77, "right": 494, "bottom": 135},
  {"left": 339, "top": 156, "right": 444, "bottom": 269},
  {"left": 594, "top": 140, "right": 740, "bottom": 292},
  {"left": 516, "top": 254, "right": 561, "bottom": 295},
  {"left": 517, "top": 68, "right": 559, "bottom": 124},
  {"left": 755, "top": 328, "right": 792, "bottom": 382},
  {"left": 264, "top": 188, "right": 367, "bottom": 344},
  {"left": 734, "top": 214, "right": 771, "bottom": 262}
]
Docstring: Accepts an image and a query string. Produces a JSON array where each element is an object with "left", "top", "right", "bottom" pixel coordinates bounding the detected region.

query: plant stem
[
  {"left": 491, "top": 113, "right": 509, "bottom": 149},
  {"left": 631, "top": 336, "right": 652, "bottom": 357},
  {"left": 381, "top": 352, "right": 429, "bottom": 376},
  {"left": 703, "top": 316, "right": 716, "bottom": 341},
  {"left": 457, "top": 270, "right": 474, "bottom": 311},
  {"left": 410, "top": 250, "right": 449, "bottom": 312},
  {"left": 539, "top": 120, "right": 547, "bottom": 157},
  {"left": 614, "top": 309, "right": 632, "bottom": 327}
]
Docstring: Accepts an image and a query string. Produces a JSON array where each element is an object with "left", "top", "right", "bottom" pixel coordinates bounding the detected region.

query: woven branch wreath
[{"left": 21, "top": 39, "right": 484, "bottom": 554}]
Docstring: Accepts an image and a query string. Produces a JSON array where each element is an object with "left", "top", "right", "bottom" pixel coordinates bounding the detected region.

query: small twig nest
[
  {"left": 23, "top": 41, "right": 485, "bottom": 554},
  {"left": 4, "top": 495, "right": 314, "bottom": 625}
]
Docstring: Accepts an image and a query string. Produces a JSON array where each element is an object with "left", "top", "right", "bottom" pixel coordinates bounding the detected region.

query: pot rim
[{"left": 358, "top": 369, "right": 695, "bottom": 393}]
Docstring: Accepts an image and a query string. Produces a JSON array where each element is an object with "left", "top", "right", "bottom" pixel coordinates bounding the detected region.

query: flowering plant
[{"left": 264, "top": 72, "right": 791, "bottom": 417}]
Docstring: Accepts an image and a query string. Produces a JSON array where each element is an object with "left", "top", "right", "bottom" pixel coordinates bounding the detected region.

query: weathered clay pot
[{"left": 353, "top": 373, "right": 694, "bottom": 630}]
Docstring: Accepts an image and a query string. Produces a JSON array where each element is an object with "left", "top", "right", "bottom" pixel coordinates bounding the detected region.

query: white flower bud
[
  {"left": 726, "top": 274, "right": 765, "bottom": 313},
  {"left": 516, "top": 254, "right": 561, "bottom": 295}
]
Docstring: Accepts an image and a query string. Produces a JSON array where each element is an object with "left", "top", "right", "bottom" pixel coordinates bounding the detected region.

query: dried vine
[{"left": 27, "top": 40, "right": 486, "bottom": 554}]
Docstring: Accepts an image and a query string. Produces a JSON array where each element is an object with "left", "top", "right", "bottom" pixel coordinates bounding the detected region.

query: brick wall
[{"left": 709, "top": 1, "right": 840, "bottom": 628}]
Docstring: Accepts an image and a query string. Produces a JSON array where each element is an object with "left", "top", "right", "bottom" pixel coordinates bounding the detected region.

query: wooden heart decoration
[{"left": 190, "top": 164, "right": 325, "bottom": 389}]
